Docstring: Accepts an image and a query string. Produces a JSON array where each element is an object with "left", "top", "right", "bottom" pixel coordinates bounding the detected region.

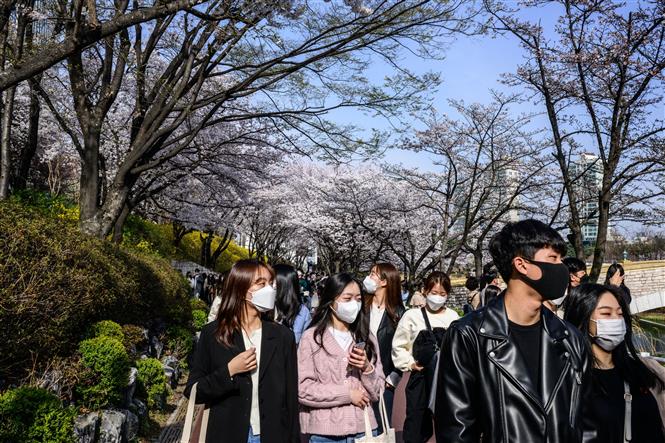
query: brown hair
[
  {"left": 215, "top": 259, "right": 275, "bottom": 346},
  {"left": 423, "top": 271, "right": 451, "bottom": 295},
  {"left": 365, "top": 262, "right": 403, "bottom": 326}
]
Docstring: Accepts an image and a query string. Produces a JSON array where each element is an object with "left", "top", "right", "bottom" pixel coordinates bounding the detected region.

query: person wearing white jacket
[{"left": 391, "top": 271, "right": 459, "bottom": 443}]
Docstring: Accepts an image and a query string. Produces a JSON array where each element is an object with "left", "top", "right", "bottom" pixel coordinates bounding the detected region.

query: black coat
[
  {"left": 185, "top": 321, "right": 299, "bottom": 443},
  {"left": 376, "top": 303, "right": 406, "bottom": 379},
  {"left": 434, "top": 294, "right": 591, "bottom": 443}
]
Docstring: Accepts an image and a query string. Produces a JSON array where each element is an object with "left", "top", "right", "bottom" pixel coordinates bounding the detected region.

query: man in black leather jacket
[{"left": 434, "top": 219, "right": 591, "bottom": 442}]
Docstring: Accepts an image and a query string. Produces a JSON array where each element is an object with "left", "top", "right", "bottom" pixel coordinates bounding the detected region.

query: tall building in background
[
  {"left": 496, "top": 166, "right": 520, "bottom": 222},
  {"left": 571, "top": 153, "right": 603, "bottom": 243}
]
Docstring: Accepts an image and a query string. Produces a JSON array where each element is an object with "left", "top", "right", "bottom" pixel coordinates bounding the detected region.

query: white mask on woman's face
[
  {"left": 427, "top": 294, "right": 447, "bottom": 311},
  {"left": 363, "top": 276, "right": 378, "bottom": 294},
  {"left": 248, "top": 284, "right": 276, "bottom": 313},
  {"left": 333, "top": 300, "right": 361, "bottom": 323},
  {"left": 591, "top": 318, "right": 626, "bottom": 351}
]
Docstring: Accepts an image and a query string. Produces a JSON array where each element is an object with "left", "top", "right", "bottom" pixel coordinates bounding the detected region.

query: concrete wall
[{"left": 626, "top": 267, "right": 665, "bottom": 314}]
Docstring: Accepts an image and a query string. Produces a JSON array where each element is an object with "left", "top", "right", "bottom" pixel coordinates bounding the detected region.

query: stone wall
[{"left": 626, "top": 266, "right": 665, "bottom": 313}]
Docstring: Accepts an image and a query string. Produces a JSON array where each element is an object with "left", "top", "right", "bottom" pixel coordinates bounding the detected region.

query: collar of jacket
[
  {"left": 233, "top": 321, "right": 279, "bottom": 382},
  {"left": 478, "top": 292, "right": 568, "bottom": 342},
  {"left": 478, "top": 292, "right": 574, "bottom": 411}
]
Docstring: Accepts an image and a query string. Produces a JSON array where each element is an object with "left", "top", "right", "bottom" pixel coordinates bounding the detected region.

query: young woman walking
[
  {"left": 185, "top": 259, "right": 299, "bottom": 443},
  {"left": 298, "top": 272, "right": 384, "bottom": 442},
  {"left": 274, "top": 263, "right": 311, "bottom": 344}
]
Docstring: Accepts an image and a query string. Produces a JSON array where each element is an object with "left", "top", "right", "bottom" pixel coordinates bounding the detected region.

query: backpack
[{"left": 412, "top": 307, "right": 446, "bottom": 368}]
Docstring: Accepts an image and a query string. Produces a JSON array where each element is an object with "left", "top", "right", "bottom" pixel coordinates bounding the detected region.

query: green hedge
[
  {"left": 0, "top": 201, "right": 192, "bottom": 381},
  {"left": 0, "top": 386, "right": 76, "bottom": 443},
  {"left": 136, "top": 358, "right": 168, "bottom": 410},
  {"left": 77, "top": 336, "right": 130, "bottom": 409}
]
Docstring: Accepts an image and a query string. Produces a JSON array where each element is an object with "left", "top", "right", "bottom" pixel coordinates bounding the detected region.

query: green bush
[
  {"left": 121, "top": 324, "right": 147, "bottom": 357},
  {"left": 136, "top": 358, "right": 168, "bottom": 410},
  {"left": 76, "top": 336, "right": 130, "bottom": 409},
  {"left": 88, "top": 320, "right": 124, "bottom": 341},
  {"left": 0, "top": 199, "right": 192, "bottom": 382},
  {"left": 192, "top": 310, "right": 208, "bottom": 331},
  {"left": 0, "top": 386, "right": 76, "bottom": 443},
  {"left": 190, "top": 298, "right": 209, "bottom": 312},
  {"left": 165, "top": 326, "right": 194, "bottom": 359}
]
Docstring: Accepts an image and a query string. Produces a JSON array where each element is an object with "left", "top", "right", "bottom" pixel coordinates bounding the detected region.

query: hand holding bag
[
  {"left": 180, "top": 383, "right": 210, "bottom": 443},
  {"left": 355, "top": 393, "right": 396, "bottom": 443}
]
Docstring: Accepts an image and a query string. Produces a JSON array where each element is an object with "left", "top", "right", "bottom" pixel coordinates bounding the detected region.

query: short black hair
[
  {"left": 465, "top": 276, "right": 479, "bottom": 291},
  {"left": 563, "top": 257, "right": 587, "bottom": 274},
  {"left": 488, "top": 219, "right": 567, "bottom": 282}
]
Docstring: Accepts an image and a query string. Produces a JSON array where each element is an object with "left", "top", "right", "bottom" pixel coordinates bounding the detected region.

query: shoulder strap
[
  {"left": 624, "top": 381, "right": 632, "bottom": 442},
  {"left": 421, "top": 307, "right": 433, "bottom": 332}
]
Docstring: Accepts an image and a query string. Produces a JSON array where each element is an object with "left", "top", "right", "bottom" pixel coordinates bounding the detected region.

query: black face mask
[
  {"left": 520, "top": 258, "right": 570, "bottom": 301},
  {"left": 579, "top": 275, "right": 590, "bottom": 285}
]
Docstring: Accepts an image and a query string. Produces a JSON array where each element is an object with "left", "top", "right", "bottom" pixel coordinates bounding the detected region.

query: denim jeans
[
  {"left": 309, "top": 429, "right": 377, "bottom": 442},
  {"left": 247, "top": 426, "right": 260, "bottom": 443}
]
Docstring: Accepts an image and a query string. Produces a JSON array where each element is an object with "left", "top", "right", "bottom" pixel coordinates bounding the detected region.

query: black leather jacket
[
  {"left": 434, "top": 294, "right": 590, "bottom": 443},
  {"left": 377, "top": 303, "right": 406, "bottom": 380}
]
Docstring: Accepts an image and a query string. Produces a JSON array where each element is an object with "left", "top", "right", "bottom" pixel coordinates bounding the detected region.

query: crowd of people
[{"left": 183, "top": 219, "right": 664, "bottom": 443}]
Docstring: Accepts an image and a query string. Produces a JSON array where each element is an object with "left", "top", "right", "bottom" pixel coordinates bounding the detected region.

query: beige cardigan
[{"left": 641, "top": 356, "right": 665, "bottom": 435}]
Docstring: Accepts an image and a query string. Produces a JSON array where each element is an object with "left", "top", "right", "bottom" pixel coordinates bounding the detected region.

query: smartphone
[{"left": 353, "top": 341, "right": 366, "bottom": 351}]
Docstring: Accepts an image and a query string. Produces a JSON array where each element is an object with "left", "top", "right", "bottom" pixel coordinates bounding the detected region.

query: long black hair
[
  {"left": 274, "top": 264, "right": 302, "bottom": 329},
  {"left": 564, "top": 283, "right": 663, "bottom": 391},
  {"left": 604, "top": 263, "right": 631, "bottom": 301},
  {"left": 308, "top": 272, "right": 376, "bottom": 364}
]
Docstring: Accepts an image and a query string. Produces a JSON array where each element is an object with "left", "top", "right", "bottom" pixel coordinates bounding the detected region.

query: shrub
[
  {"left": 190, "top": 298, "right": 209, "bottom": 312},
  {"left": 136, "top": 358, "right": 168, "bottom": 410},
  {"left": 88, "top": 320, "right": 124, "bottom": 341},
  {"left": 0, "top": 386, "right": 76, "bottom": 443},
  {"left": 0, "top": 200, "right": 192, "bottom": 382},
  {"left": 122, "top": 324, "right": 147, "bottom": 357},
  {"left": 76, "top": 336, "right": 130, "bottom": 409},
  {"left": 192, "top": 310, "right": 208, "bottom": 331},
  {"left": 165, "top": 326, "right": 194, "bottom": 359}
]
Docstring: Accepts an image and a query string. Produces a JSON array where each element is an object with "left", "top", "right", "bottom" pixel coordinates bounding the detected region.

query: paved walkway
[{"left": 164, "top": 372, "right": 431, "bottom": 443}]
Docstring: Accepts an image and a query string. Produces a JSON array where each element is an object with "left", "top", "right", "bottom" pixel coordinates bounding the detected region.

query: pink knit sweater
[{"left": 298, "top": 327, "right": 385, "bottom": 436}]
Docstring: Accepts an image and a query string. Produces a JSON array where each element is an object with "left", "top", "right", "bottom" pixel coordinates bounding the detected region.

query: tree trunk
[
  {"left": 79, "top": 136, "right": 101, "bottom": 234},
  {"left": 0, "top": 85, "right": 15, "bottom": 199},
  {"left": 14, "top": 76, "right": 41, "bottom": 190},
  {"left": 112, "top": 203, "right": 131, "bottom": 244},
  {"left": 474, "top": 247, "right": 483, "bottom": 278},
  {"left": 80, "top": 181, "right": 130, "bottom": 238},
  {"left": 589, "top": 192, "right": 611, "bottom": 283},
  {"left": 172, "top": 223, "right": 190, "bottom": 247}
]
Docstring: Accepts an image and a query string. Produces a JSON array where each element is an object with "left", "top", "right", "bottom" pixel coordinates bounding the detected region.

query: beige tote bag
[
  {"left": 180, "top": 383, "right": 210, "bottom": 443},
  {"left": 355, "top": 394, "right": 396, "bottom": 443}
]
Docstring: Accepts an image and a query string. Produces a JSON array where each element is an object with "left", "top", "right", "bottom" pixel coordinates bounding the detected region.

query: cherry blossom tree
[{"left": 486, "top": 0, "right": 665, "bottom": 281}]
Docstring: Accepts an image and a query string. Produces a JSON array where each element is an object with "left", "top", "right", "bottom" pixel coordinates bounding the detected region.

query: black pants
[{"left": 403, "top": 370, "right": 433, "bottom": 443}]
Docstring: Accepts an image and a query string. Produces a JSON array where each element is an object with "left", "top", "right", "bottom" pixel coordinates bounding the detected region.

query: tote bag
[
  {"left": 180, "top": 383, "right": 210, "bottom": 443},
  {"left": 355, "top": 394, "right": 396, "bottom": 443}
]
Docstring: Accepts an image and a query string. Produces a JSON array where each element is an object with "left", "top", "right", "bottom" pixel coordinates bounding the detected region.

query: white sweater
[{"left": 391, "top": 307, "right": 459, "bottom": 372}]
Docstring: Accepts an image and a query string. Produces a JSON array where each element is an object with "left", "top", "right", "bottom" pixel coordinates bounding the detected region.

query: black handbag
[{"left": 412, "top": 307, "right": 446, "bottom": 367}]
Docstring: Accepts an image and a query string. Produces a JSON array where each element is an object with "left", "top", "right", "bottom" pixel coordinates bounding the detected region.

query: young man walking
[{"left": 434, "top": 219, "right": 590, "bottom": 442}]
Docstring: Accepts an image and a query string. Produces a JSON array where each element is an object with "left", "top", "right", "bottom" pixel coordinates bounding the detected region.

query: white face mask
[
  {"left": 591, "top": 318, "right": 626, "bottom": 351},
  {"left": 363, "top": 276, "right": 378, "bottom": 294},
  {"left": 249, "top": 285, "right": 276, "bottom": 313},
  {"left": 427, "top": 294, "right": 447, "bottom": 311},
  {"left": 333, "top": 300, "right": 362, "bottom": 324},
  {"left": 551, "top": 292, "right": 567, "bottom": 307}
]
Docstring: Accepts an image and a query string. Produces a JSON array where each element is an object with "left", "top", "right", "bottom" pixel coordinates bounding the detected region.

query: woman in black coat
[
  {"left": 185, "top": 259, "right": 299, "bottom": 443},
  {"left": 363, "top": 262, "right": 406, "bottom": 430}
]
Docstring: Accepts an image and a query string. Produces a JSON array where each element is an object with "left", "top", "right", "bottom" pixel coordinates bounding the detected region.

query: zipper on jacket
[
  {"left": 569, "top": 371, "right": 582, "bottom": 428},
  {"left": 497, "top": 366, "right": 509, "bottom": 443}
]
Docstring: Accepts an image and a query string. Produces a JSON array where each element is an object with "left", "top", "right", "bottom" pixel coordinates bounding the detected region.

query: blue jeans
[
  {"left": 309, "top": 430, "right": 377, "bottom": 442},
  {"left": 247, "top": 426, "right": 260, "bottom": 443}
]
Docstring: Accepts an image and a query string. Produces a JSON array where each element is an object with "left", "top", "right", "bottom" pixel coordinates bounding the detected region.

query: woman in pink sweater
[{"left": 298, "top": 272, "right": 385, "bottom": 442}]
